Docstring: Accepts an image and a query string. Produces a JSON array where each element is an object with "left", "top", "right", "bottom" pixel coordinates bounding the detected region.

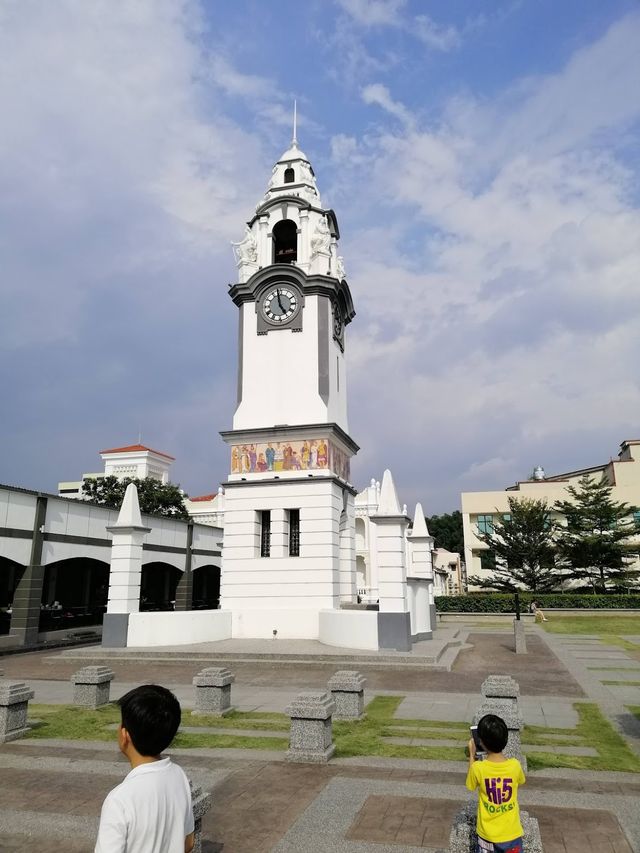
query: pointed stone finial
[
  {"left": 115, "top": 483, "right": 143, "bottom": 528},
  {"left": 377, "top": 469, "right": 402, "bottom": 515},
  {"left": 410, "top": 503, "right": 430, "bottom": 537},
  {"left": 292, "top": 100, "right": 298, "bottom": 147}
]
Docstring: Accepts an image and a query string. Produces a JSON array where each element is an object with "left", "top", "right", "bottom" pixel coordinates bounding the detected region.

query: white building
[
  {"left": 58, "top": 444, "right": 175, "bottom": 498},
  {"left": 461, "top": 438, "right": 640, "bottom": 588}
]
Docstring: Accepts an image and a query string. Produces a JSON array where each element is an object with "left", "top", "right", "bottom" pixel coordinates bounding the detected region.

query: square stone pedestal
[
  {"left": 514, "top": 618, "right": 527, "bottom": 654},
  {"left": 0, "top": 681, "right": 35, "bottom": 743},
  {"left": 192, "top": 667, "right": 235, "bottom": 716},
  {"left": 285, "top": 691, "right": 336, "bottom": 764},
  {"left": 71, "top": 666, "right": 115, "bottom": 708},
  {"left": 328, "top": 670, "right": 366, "bottom": 720}
]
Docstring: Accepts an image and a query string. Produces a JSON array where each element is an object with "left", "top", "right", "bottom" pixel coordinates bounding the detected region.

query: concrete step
[{"left": 52, "top": 631, "right": 466, "bottom": 669}]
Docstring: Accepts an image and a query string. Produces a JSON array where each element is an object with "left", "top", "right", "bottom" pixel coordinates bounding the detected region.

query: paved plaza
[{"left": 1, "top": 623, "right": 640, "bottom": 852}]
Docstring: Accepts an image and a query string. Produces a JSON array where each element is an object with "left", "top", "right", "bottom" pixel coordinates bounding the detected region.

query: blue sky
[{"left": 1, "top": 0, "right": 639, "bottom": 514}]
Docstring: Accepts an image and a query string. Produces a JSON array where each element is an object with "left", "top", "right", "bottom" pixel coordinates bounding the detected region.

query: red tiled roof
[
  {"left": 100, "top": 444, "right": 175, "bottom": 460},
  {"left": 189, "top": 493, "right": 217, "bottom": 502}
]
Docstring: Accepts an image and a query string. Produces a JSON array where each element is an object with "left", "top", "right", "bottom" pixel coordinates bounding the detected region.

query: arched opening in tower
[
  {"left": 272, "top": 219, "right": 297, "bottom": 264},
  {"left": 284, "top": 167, "right": 295, "bottom": 183}
]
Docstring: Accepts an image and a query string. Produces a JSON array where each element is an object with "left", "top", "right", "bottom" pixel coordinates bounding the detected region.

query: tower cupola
[{"left": 231, "top": 106, "right": 344, "bottom": 284}]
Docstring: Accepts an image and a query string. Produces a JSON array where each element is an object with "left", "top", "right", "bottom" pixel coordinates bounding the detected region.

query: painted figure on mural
[
  {"left": 283, "top": 444, "right": 295, "bottom": 470},
  {"left": 249, "top": 444, "right": 257, "bottom": 472},
  {"left": 265, "top": 443, "right": 275, "bottom": 471},
  {"left": 274, "top": 442, "right": 284, "bottom": 471},
  {"left": 231, "top": 439, "right": 341, "bottom": 474}
]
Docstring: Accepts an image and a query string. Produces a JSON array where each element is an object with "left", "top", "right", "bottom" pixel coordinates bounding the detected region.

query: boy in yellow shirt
[{"left": 466, "top": 714, "right": 526, "bottom": 853}]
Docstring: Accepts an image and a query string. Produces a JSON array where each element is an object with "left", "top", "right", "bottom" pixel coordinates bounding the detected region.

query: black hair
[
  {"left": 477, "top": 714, "right": 508, "bottom": 754},
  {"left": 117, "top": 684, "right": 181, "bottom": 756}
]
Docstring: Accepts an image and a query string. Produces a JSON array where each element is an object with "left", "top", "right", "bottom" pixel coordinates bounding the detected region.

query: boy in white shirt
[{"left": 95, "top": 684, "right": 195, "bottom": 853}]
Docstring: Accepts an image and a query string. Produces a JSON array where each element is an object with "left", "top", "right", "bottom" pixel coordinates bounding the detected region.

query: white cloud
[
  {"left": 209, "top": 56, "right": 273, "bottom": 100},
  {"left": 335, "top": 0, "right": 407, "bottom": 27},
  {"left": 346, "top": 12, "right": 640, "bottom": 510},
  {"left": 0, "top": 0, "right": 268, "bottom": 494},
  {"left": 335, "top": 0, "right": 461, "bottom": 54},
  {"left": 414, "top": 14, "right": 461, "bottom": 51},
  {"left": 361, "top": 83, "right": 413, "bottom": 125}
]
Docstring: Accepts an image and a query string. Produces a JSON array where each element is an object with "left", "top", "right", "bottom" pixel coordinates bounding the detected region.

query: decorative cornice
[
  {"left": 221, "top": 475, "right": 358, "bottom": 497},
  {"left": 229, "top": 266, "right": 355, "bottom": 324},
  {"left": 220, "top": 422, "right": 360, "bottom": 455}
]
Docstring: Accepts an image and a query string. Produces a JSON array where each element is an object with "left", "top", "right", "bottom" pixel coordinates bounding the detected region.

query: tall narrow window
[
  {"left": 476, "top": 514, "right": 494, "bottom": 534},
  {"left": 288, "top": 509, "right": 300, "bottom": 557},
  {"left": 260, "top": 510, "right": 271, "bottom": 558},
  {"left": 284, "top": 167, "right": 295, "bottom": 183}
]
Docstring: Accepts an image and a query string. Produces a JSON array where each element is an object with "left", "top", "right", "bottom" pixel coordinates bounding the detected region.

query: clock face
[{"left": 262, "top": 287, "right": 299, "bottom": 323}]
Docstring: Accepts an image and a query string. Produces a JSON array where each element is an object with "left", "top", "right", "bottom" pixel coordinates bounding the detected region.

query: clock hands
[{"left": 277, "top": 289, "right": 285, "bottom": 314}]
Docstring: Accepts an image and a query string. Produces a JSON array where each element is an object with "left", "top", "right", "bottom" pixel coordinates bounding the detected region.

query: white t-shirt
[{"left": 95, "top": 757, "right": 194, "bottom": 853}]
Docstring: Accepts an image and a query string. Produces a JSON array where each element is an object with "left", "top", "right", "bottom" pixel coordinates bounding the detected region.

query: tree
[
  {"left": 467, "top": 497, "right": 560, "bottom": 592},
  {"left": 82, "top": 476, "right": 189, "bottom": 520},
  {"left": 554, "top": 475, "right": 639, "bottom": 592},
  {"left": 426, "top": 510, "right": 464, "bottom": 554}
]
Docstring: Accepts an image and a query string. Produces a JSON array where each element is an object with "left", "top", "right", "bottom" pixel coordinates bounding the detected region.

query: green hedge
[{"left": 435, "top": 594, "right": 640, "bottom": 613}]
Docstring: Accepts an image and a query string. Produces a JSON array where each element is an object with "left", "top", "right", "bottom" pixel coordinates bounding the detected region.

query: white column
[
  {"left": 373, "top": 517, "right": 409, "bottom": 612},
  {"left": 298, "top": 209, "right": 309, "bottom": 271},
  {"left": 105, "top": 484, "right": 151, "bottom": 615},
  {"left": 339, "top": 492, "right": 356, "bottom": 604},
  {"left": 271, "top": 508, "right": 287, "bottom": 558}
]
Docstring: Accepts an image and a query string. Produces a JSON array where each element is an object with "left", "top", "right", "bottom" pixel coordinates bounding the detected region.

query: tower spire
[{"left": 292, "top": 100, "right": 298, "bottom": 147}]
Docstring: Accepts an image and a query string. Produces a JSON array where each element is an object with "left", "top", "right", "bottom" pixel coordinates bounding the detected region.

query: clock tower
[{"left": 219, "top": 125, "right": 359, "bottom": 640}]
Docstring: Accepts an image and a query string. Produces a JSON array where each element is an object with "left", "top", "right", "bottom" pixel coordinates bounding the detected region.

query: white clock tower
[{"left": 219, "top": 124, "right": 360, "bottom": 640}]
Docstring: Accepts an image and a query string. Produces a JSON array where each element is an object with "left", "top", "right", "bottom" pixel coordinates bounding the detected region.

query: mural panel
[{"left": 231, "top": 439, "right": 350, "bottom": 481}]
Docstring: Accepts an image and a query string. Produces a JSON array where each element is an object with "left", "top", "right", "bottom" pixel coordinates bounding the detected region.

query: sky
[{"left": 1, "top": 0, "right": 640, "bottom": 514}]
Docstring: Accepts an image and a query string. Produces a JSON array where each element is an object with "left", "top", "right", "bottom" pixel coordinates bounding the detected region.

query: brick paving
[
  {"left": 0, "top": 632, "right": 584, "bottom": 696},
  {"left": 2, "top": 628, "right": 639, "bottom": 851},
  {"left": 532, "top": 806, "right": 634, "bottom": 853},
  {"left": 345, "top": 794, "right": 459, "bottom": 847}
]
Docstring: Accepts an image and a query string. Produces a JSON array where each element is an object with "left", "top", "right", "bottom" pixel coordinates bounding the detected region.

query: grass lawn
[
  {"left": 542, "top": 615, "right": 640, "bottom": 657},
  {"left": 26, "top": 696, "right": 640, "bottom": 773},
  {"left": 541, "top": 615, "right": 640, "bottom": 637},
  {"left": 629, "top": 707, "right": 640, "bottom": 723}
]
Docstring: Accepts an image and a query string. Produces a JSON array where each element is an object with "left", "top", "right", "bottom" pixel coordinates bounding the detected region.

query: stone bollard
[
  {"left": 285, "top": 690, "right": 336, "bottom": 763},
  {"left": 328, "top": 670, "right": 366, "bottom": 720},
  {"left": 449, "top": 802, "right": 543, "bottom": 852},
  {"left": 71, "top": 666, "right": 115, "bottom": 708},
  {"left": 481, "top": 675, "right": 520, "bottom": 711},
  {"left": 189, "top": 780, "right": 213, "bottom": 853},
  {"left": 514, "top": 618, "right": 527, "bottom": 654},
  {"left": 474, "top": 700, "right": 527, "bottom": 772},
  {"left": 192, "top": 667, "right": 235, "bottom": 716},
  {"left": 0, "top": 681, "right": 35, "bottom": 743}
]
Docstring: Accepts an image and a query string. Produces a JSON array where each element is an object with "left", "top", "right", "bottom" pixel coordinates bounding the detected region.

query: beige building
[{"left": 461, "top": 439, "right": 640, "bottom": 588}]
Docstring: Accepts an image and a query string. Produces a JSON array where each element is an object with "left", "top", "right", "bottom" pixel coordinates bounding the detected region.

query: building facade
[{"left": 461, "top": 439, "right": 640, "bottom": 587}]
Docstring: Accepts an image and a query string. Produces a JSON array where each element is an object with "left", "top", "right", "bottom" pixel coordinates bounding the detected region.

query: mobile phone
[{"left": 470, "top": 726, "right": 486, "bottom": 756}]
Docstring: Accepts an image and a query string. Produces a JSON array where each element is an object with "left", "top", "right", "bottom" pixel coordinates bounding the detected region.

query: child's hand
[{"left": 468, "top": 738, "right": 477, "bottom": 760}]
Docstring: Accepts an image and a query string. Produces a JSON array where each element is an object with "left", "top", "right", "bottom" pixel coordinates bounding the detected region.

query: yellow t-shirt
[{"left": 465, "top": 757, "right": 525, "bottom": 843}]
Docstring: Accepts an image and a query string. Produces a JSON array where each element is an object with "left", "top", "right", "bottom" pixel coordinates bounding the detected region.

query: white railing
[{"left": 357, "top": 586, "right": 379, "bottom": 604}]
